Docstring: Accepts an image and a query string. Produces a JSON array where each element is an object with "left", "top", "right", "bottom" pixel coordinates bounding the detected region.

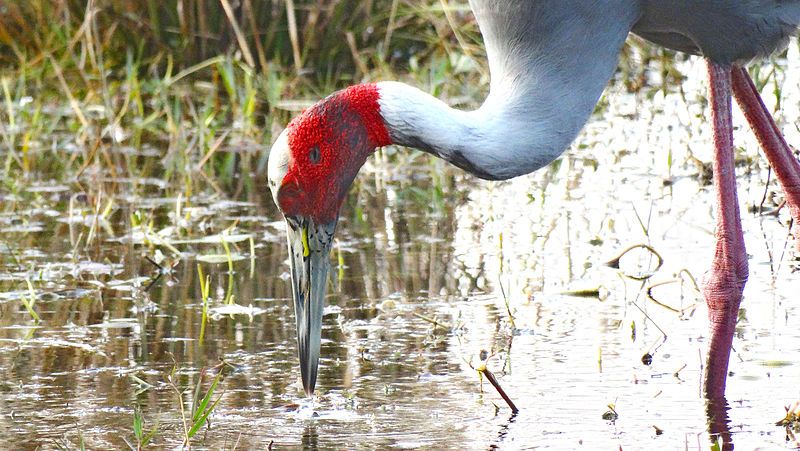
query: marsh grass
[
  {"left": 0, "top": 1, "right": 679, "bottom": 238},
  {"left": 20, "top": 278, "right": 40, "bottom": 322},
  {"left": 0, "top": 3, "right": 500, "bottom": 356},
  {"left": 0, "top": 1, "right": 494, "bottom": 257},
  {"left": 163, "top": 360, "right": 235, "bottom": 448},
  {"left": 128, "top": 406, "right": 158, "bottom": 451}
]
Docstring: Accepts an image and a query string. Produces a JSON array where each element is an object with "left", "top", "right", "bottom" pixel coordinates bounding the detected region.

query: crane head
[{"left": 267, "top": 83, "right": 390, "bottom": 396}]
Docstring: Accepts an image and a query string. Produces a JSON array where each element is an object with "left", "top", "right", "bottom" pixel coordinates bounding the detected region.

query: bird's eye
[{"left": 308, "top": 146, "right": 321, "bottom": 164}]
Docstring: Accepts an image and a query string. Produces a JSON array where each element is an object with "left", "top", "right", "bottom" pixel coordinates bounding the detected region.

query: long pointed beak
[{"left": 284, "top": 216, "right": 336, "bottom": 396}]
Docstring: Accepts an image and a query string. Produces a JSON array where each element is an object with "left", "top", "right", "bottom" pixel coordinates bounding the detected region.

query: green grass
[
  {"left": 0, "top": 1, "right": 490, "bottom": 206},
  {"left": 0, "top": 0, "right": 678, "bottom": 371},
  {"left": 0, "top": 0, "right": 678, "bottom": 218},
  {"left": 129, "top": 406, "right": 158, "bottom": 450},
  {"left": 0, "top": 2, "right": 513, "bottom": 311},
  {"left": 163, "top": 361, "right": 233, "bottom": 448}
]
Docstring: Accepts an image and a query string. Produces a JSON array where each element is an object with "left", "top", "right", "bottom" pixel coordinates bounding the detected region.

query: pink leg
[
  {"left": 703, "top": 62, "right": 749, "bottom": 399},
  {"left": 731, "top": 66, "right": 800, "bottom": 247}
]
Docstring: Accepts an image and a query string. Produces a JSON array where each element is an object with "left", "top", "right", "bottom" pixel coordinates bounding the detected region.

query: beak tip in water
[
  {"left": 285, "top": 217, "right": 336, "bottom": 400},
  {"left": 300, "top": 357, "right": 318, "bottom": 397}
]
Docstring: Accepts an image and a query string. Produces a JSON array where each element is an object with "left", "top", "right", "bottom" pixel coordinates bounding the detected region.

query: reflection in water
[
  {"left": 706, "top": 396, "right": 733, "bottom": 451},
  {"left": 1, "top": 54, "right": 800, "bottom": 447},
  {"left": 490, "top": 411, "right": 518, "bottom": 449},
  {"left": 302, "top": 421, "right": 318, "bottom": 450}
]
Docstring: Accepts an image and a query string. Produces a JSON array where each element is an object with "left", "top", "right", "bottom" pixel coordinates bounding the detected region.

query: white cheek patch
[{"left": 267, "top": 128, "right": 291, "bottom": 206}]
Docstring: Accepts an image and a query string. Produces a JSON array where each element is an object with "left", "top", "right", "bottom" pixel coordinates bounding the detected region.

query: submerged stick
[
  {"left": 412, "top": 312, "right": 452, "bottom": 330},
  {"left": 605, "top": 243, "right": 664, "bottom": 280},
  {"left": 477, "top": 357, "right": 519, "bottom": 414}
]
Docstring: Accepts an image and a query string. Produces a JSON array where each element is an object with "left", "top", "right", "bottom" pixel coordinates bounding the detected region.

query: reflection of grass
[
  {"left": 497, "top": 232, "right": 516, "bottom": 329},
  {"left": 197, "top": 236, "right": 241, "bottom": 343},
  {"left": 21, "top": 279, "right": 40, "bottom": 323},
  {"left": 220, "top": 235, "right": 236, "bottom": 305},
  {"left": 198, "top": 264, "right": 211, "bottom": 343}
]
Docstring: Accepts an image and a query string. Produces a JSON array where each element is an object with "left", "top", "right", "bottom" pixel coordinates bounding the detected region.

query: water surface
[{"left": 2, "top": 52, "right": 800, "bottom": 449}]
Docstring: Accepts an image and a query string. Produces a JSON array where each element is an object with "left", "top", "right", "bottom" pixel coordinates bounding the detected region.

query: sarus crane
[{"left": 267, "top": 1, "right": 800, "bottom": 399}]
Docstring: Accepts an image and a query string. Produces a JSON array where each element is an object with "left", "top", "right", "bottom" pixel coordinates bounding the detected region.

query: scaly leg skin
[
  {"left": 732, "top": 66, "right": 800, "bottom": 249},
  {"left": 703, "top": 62, "right": 749, "bottom": 400}
]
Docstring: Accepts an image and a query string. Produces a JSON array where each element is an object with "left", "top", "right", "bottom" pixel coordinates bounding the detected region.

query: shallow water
[{"left": 3, "top": 51, "right": 800, "bottom": 449}]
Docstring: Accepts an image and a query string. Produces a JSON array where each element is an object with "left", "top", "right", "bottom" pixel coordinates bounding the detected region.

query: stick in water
[{"left": 478, "top": 350, "right": 519, "bottom": 414}]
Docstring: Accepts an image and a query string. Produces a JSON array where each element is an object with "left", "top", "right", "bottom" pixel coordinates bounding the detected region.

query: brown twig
[
  {"left": 412, "top": 312, "right": 451, "bottom": 330},
  {"left": 345, "top": 31, "right": 369, "bottom": 77},
  {"left": 479, "top": 365, "right": 519, "bottom": 414}
]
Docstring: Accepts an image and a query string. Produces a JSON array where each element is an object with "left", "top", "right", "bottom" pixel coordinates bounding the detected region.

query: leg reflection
[
  {"left": 706, "top": 395, "right": 733, "bottom": 451},
  {"left": 302, "top": 421, "right": 319, "bottom": 450}
]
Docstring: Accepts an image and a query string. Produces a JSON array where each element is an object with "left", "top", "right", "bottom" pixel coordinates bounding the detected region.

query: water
[{"left": 2, "top": 53, "right": 800, "bottom": 449}]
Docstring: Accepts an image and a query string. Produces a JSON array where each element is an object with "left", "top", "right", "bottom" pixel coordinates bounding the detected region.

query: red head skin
[{"left": 276, "top": 84, "right": 392, "bottom": 223}]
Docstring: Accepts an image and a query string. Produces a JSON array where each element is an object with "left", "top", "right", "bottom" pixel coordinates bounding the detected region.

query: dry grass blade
[
  {"left": 383, "top": 0, "right": 400, "bottom": 60},
  {"left": 166, "top": 55, "right": 227, "bottom": 87},
  {"left": 438, "top": 0, "right": 485, "bottom": 78},
  {"left": 605, "top": 243, "right": 664, "bottom": 280},
  {"left": 47, "top": 55, "right": 88, "bottom": 128},
  {"left": 197, "top": 130, "right": 231, "bottom": 170},
  {"left": 412, "top": 312, "right": 451, "bottom": 330},
  {"left": 346, "top": 31, "right": 369, "bottom": 77},
  {"left": 219, "top": 0, "right": 255, "bottom": 68},
  {"left": 243, "top": 0, "right": 269, "bottom": 73},
  {"left": 285, "top": 0, "right": 302, "bottom": 74}
]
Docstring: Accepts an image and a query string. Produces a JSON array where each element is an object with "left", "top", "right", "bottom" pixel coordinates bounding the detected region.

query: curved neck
[
  {"left": 376, "top": 2, "right": 639, "bottom": 181},
  {"left": 377, "top": 81, "right": 565, "bottom": 181}
]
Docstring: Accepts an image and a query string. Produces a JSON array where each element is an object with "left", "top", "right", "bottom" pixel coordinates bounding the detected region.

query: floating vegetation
[
  {"left": 559, "top": 286, "right": 607, "bottom": 299},
  {"left": 601, "top": 403, "right": 619, "bottom": 422},
  {"left": 777, "top": 401, "right": 800, "bottom": 429}
]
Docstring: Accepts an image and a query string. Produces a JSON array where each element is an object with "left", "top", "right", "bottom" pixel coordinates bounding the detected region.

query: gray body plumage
[
  {"left": 634, "top": 0, "right": 800, "bottom": 63},
  {"left": 378, "top": 0, "right": 800, "bottom": 180}
]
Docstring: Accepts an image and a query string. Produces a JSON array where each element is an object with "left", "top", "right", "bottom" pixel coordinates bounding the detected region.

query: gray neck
[{"left": 377, "top": 2, "right": 640, "bottom": 181}]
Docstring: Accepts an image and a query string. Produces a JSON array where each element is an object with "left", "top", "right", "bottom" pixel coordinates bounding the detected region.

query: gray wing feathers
[
  {"left": 634, "top": 0, "right": 800, "bottom": 63},
  {"left": 470, "top": 0, "right": 800, "bottom": 64}
]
